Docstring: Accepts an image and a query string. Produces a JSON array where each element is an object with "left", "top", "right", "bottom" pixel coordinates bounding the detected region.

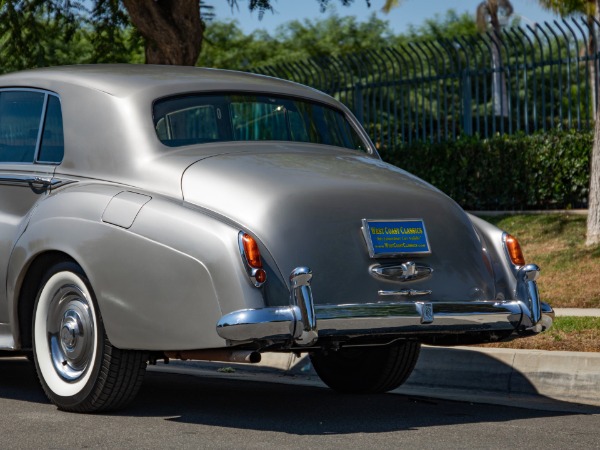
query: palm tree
[
  {"left": 382, "top": 0, "right": 401, "bottom": 13},
  {"left": 476, "top": 0, "right": 514, "bottom": 117}
]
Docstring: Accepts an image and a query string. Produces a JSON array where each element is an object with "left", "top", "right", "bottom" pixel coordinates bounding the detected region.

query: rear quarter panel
[{"left": 9, "top": 182, "right": 265, "bottom": 350}]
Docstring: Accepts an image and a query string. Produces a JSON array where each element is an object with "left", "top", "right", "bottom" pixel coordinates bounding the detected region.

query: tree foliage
[
  {"left": 199, "top": 13, "right": 392, "bottom": 70},
  {"left": 537, "top": 0, "right": 595, "bottom": 15},
  {"left": 0, "top": 0, "right": 146, "bottom": 72},
  {"left": 197, "top": 9, "right": 476, "bottom": 70},
  {"left": 401, "top": 9, "right": 477, "bottom": 42},
  {"left": 0, "top": 0, "right": 81, "bottom": 71},
  {"left": 0, "top": 0, "right": 384, "bottom": 68}
]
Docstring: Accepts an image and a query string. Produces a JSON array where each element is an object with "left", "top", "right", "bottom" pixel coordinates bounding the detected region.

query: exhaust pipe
[{"left": 165, "top": 349, "right": 261, "bottom": 364}]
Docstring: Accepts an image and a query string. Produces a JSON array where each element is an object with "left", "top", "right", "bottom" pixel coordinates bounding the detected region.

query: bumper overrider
[{"left": 216, "top": 265, "right": 554, "bottom": 347}]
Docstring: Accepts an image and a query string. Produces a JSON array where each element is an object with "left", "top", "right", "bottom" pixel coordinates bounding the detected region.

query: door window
[
  {"left": 0, "top": 90, "right": 64, "bottom": 164},
  {"left": 38, "top": 95, "right": 64, "bottom": 163},
  {"left": 0, "top": 91, "right": 45, "bottom": 163}
]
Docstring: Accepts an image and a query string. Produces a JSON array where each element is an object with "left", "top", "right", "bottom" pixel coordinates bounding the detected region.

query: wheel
[
  {"left": 32, "top": 261, "right": 147, "bottom": 412},
  {"left": 310, "top": 341, "right": 421, "bottom": 394}
]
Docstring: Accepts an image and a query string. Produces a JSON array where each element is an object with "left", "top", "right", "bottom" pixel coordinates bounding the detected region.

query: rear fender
[
  {"left": 467, "top": 214, "right": 517, "bottom": 300},
  {"left": 9, "top": 183, "right": 270, "bottom": 351}
]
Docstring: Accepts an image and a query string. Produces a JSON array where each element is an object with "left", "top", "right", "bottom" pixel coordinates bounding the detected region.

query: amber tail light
[
  {"left": 505, "top": 234, "right": 526, "bottom": 266},
  {"left": 239, "top": 232, "right": 267, "bottom": 285},
  {"left": 241, "top": 233, "right": 262, "bottom": 268}
]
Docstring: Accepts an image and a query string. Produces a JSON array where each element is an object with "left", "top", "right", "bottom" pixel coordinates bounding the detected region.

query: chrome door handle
[{"left": 32, "top": 176, "right": 53, "bottom": 186}]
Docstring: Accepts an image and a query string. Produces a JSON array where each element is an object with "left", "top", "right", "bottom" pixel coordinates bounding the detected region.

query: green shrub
[{"left": 381, "top": 130, "right": 591, "bottom": 210}]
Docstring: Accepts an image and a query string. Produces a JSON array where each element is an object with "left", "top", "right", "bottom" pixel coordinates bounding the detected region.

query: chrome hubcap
[
  {"left": 48, "top": 285, "right": 95, "bottom": 382},
  {"left": 60, "top": 313, "right": 81, "bottom": 351}
]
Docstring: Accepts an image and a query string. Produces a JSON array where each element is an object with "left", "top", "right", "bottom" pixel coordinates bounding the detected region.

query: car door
[{"left": 0, "top": 89, "right": 64, "bottom": 336}]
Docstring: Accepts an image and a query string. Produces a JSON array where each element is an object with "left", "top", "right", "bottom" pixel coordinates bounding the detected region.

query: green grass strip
[{"left": 552, "top": 316, "right": 600, "bottom": 332}]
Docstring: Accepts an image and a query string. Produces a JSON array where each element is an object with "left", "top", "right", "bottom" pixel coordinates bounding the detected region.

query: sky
[{"left": 211, "top": 0, "right": 563, "bottom": 35}]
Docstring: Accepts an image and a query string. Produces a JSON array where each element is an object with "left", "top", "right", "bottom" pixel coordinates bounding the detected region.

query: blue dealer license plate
[{"left": 361, "top": 219, "right": 431, "bottom": 258}]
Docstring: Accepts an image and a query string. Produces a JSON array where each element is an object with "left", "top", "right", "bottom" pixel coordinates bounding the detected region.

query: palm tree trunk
[
  {"left": 587, "top": 1, "right": 600, "bottom": 246},
  {"left": 588, "top": 115, "right": 600, "bottom": 245},
  {"left": 588, "top": 14, "right": 598, "bottom": 120}
]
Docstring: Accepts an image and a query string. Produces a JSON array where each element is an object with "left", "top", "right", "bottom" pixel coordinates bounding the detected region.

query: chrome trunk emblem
[{"left": 371, "top": 262, "right": 433, "bottom": 282}]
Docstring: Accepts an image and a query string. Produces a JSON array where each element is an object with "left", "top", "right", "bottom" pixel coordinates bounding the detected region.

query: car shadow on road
[
  {"left": 130, "top": 370, "right": 591, "bottom": 435},
  {"left": 0, "top": 357, "right": 49, "bottom": 404},
  {"left": 129, "top": 362, "right": 599, "bottom": 435}
]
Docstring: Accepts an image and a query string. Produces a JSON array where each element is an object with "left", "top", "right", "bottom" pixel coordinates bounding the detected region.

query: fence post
[
  {"left": 461, "top": 69, "right": 473, "bottom": 136},
  {"left": 354, "top": 82, "right": 364, "bottom": 125}
]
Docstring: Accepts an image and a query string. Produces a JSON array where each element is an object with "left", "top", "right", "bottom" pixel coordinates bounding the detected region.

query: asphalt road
[{"left": 0, "top": 357, "right": 598, "bottom": 449}]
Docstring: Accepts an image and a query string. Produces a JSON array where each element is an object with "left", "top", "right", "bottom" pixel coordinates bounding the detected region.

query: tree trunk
[
  {"left": 587, "top": 14, "right": 597, "bottom": 120},
  {"left": 121, "top": 0, "right": 204, "bottom": 66},
  {"left": 588, "top": 105, "right": 600, "bottom": 246},
  {"left": 587, "top": 1, "right": 600, "bottom": 246}
]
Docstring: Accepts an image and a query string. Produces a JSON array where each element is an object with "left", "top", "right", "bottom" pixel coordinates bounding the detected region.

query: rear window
[{"left": 153, "top": 93, "right": 367, "bottom": 151}]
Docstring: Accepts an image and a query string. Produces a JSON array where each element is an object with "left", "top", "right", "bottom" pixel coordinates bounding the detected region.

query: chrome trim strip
[
  {"left": 0, "top": 174, "right": 64, "bottom": 188},
  {"left": 378, "top": 289, "right": 432, "bottom": 297},
  {"left": 0, "top": 87, "right": 57, "bottom": 95},
  {"left": 33, "top": 93, "right": 49, "bottom": 163}
]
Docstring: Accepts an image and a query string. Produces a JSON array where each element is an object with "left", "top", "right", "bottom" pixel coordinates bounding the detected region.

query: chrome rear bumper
[{"left": 216, "top": 266, "right": 554, "bottom": 345}]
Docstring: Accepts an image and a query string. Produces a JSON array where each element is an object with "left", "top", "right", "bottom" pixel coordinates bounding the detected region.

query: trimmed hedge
[{"left": 381, "top": 130, "right": 592, "bottom": 211}]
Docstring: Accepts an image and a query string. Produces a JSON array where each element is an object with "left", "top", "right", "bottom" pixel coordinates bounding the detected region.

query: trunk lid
[{"left": 181, "top": 144, "right": 495, "bottom": 306}]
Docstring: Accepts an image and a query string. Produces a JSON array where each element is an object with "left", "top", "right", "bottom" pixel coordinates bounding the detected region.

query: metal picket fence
[{"left": 248, "top": 17, "right": 600, "bottom": 150}]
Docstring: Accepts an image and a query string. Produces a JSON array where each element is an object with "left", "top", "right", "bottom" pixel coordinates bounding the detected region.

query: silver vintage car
[{"left": 0, "top": 65, "right": 553, "bottom": 412}]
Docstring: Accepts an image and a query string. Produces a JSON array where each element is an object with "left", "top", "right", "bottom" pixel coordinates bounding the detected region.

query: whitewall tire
[{"left": 32, "top": 262, "right": 147, "bottom": 412}]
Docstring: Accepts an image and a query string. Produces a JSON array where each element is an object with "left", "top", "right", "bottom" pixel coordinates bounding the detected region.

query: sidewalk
[{"left": 554, "top": 308, "right": 600, "bottom": 317}]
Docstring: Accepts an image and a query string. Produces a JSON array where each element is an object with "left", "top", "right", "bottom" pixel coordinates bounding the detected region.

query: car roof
[{"left": 0, "top": 64, "right": 331, "bottom": 102}]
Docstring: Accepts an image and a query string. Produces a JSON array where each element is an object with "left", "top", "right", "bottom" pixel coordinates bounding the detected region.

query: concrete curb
[
  {"left": 254, "top": 346, "right": 600, "bottom": 409},
  {"left": 400, "top": 346, "right": 600, "bottom": 407}
]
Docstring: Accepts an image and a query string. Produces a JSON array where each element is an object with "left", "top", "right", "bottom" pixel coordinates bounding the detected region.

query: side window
[
  {"left": 38, "top": 95, "right": 64, "bottom": 163},
  {"left": 0, "top": 91, "right": 45, "bottom": 163}
]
